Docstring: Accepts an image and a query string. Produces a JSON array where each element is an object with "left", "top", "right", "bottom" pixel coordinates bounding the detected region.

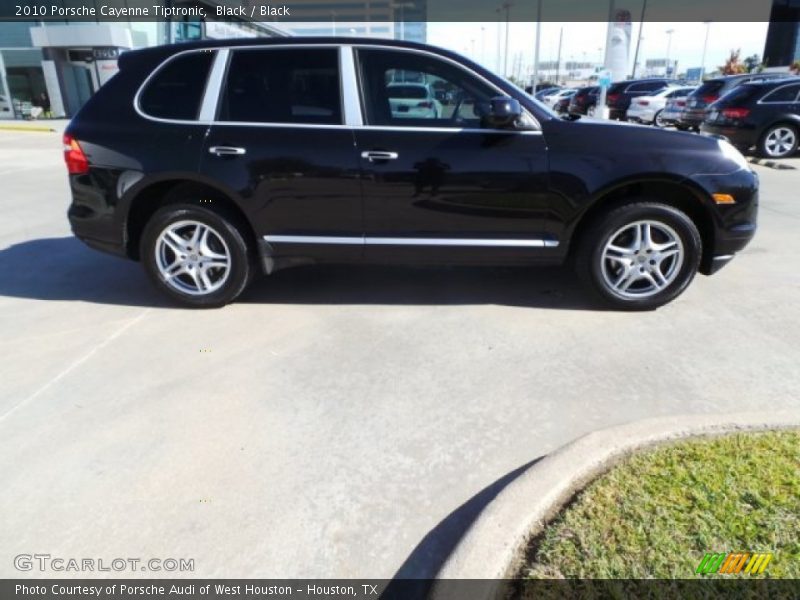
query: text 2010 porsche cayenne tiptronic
[{"left": 65, "top": 38, "right": 758, "bottom": 310}]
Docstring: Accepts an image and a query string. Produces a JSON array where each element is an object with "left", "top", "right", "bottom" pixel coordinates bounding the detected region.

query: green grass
[{"left": 519, "top": 430, "right": 800, "bottom": 580}]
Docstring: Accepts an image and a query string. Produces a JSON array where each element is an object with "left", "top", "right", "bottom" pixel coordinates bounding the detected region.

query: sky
[{"left": 428, "top": 22, "right": 771, "bottom": 77}]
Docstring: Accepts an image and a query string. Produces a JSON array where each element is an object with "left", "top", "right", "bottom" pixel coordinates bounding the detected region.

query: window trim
[
  {"left": 134, "top": 48, "right": 218, "bottom": 124},
  {"left": 758, "top": 83, "right": 800, "bottom": 104},
  {"left": 134, "top": 42, "right": 542, "bottom": 135}
]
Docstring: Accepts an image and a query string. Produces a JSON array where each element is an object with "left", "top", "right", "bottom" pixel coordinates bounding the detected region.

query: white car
[
  {"left": 543, "top": 88, "right": 576, "bottom": 108},
  {"left": 387, "top": 83, "right": 442, "bottom": 119},
  {"left": 626, "top": 86, "right": 696, "bottom": 126}
]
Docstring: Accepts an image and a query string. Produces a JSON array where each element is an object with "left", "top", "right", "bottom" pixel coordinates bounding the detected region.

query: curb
[
  {"left": 431, "top": 411, "right": 800, "bottom": 598},
  {"left": 748, "top": 157, "right": 797, "bottom": 170},
  {"left": 0, "top": 124, "right": 56, "bottom": 133}
]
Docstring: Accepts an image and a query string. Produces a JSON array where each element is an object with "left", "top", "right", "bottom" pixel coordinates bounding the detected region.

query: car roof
[
  {"left": 733, "top": 76, "right": 800, "bottom": 88},
  {"left": 706, "top": 72, "right": 792, "bottom": 83}
]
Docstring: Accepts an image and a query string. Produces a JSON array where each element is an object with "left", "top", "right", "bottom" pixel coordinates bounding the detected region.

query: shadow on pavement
[
  {"left": 0, "top": 237, "right": 601, "bottom": 310},
  {"left": 383, "top": 458, "right": 542, "bottom": 598}
]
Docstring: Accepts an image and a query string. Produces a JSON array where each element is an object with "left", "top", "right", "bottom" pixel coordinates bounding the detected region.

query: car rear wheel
[
  {"left": 759, "top": 124, "right": 798, "bottom": 158},
  {"left": 654, "top": 109, "right": 666, "bottom": 127},
  {"left": 574, "top": 202, "right": 701, "bottom": 310},
  {"left": 141, "top": 203, "right": 254, "bottom": 308}
]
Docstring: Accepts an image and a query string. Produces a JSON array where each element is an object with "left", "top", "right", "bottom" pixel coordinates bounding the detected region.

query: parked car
[
  {"left": 606, "top": 78, "right": 671, "bottom": 120},
  {"left": 568, "top": 86, "right": 600, "bottom": 116},
  {"left": 387, "top": 83, "right": 442, "bottom": 118},
  {"left": 678, "top": 72, "right": 793, "bottom": 132},
  {"left": 534, "top": 87, "right": 558, "bottom": 101},
  {"left": 661, "top": 91, "right": 694, "bottom": 127},
  {"left": 553, "top": 94, "right": 572, "bottom": 114},
  {"left": 544, "top": 88, "right": 576, "bottom": 109},
  {"left": 65, "top": 38, "right": 758, "bottom": 310},
  {"left": 0, "top": 94, "right": 12, "bottom": 116},
  {"left": 626, "top": 86, "right": 696, "bottom": 126},
  {"left": 701, "top": 78, "right": 800, "bottom": 158}
]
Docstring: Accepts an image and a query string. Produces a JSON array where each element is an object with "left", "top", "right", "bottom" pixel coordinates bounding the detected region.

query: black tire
[
  {"left": 675, "top": 123, "right": 690, "bottom": 132},
  {"left": 140, "top": 203, "right": 254, "bottom": 308},
  {"left": 757, "top": 123, "right": 799, "bottom": 158},
  {"left": 653, "top": 109, "right": 666, "bottom": 127},
  {"left": 574, "top": 202, "right": 702, "bottom": 311}
]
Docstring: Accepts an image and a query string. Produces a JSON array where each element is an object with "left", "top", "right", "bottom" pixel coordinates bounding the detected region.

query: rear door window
[
  {"left": 139, "top": 50, "right": 215, "bottom": 120},
  {"left": 219, "top": 48, "right": 342, "bottom": 124},
  {"left": 761, "top": 83, "right": 800, "bottom": 103}
]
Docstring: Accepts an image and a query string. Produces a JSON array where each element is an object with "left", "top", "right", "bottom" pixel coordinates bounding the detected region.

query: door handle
[
  {"left": 209, "top": 146, "right": 247, "bottom": 156},
  {"left": 361, "top": 150, "right": 399, "bottom": 162}
]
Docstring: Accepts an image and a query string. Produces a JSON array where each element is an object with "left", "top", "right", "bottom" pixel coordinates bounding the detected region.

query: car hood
[{"left": 544, "top": 118, "right": 747, "bottom": 176}]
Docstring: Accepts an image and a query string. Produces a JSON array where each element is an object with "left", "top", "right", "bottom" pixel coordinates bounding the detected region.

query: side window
[
  {"left": 220, "top": 48, "right": 342, "bottom": 124},
  {"left": 762, "top": 84, "right": 800, "bottom": 103},
  {"left": 629, "top": 81, "right": 665, "bottom": 93},
  {"left": 357, "top": 48, "right": 496, "bottom": 128},
  {"left": 139, "top": 50, "right": 214, "bottom": 120}
]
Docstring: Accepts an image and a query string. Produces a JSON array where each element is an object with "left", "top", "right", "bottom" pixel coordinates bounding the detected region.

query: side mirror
[{"left": 485, "top": 96, "right": 523, "bottom": 128}]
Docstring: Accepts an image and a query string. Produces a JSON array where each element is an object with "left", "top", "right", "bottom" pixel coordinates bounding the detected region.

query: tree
[
  {"left": 720, "top": 49, "right": 747, "bottom": 75},
  {"left": 743, "top": 54, "right": 762, "bottom": 73}
]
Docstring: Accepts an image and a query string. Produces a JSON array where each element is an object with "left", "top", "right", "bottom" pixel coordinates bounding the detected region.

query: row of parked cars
[{"left": 536, "top": 72, "right": 800, "bottom": 158}]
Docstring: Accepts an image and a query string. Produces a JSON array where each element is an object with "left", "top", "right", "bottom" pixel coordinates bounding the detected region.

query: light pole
[
  {"left": 665, "top": 28, "right": 675, "bottom": 78},
  {"left": 532, "top": 0, "right": 542, "bottom": 90},
  {"left": 630, "top": 0, "right": 647, "bottom": 79},
  {"left": 392, "top": 2, "right": 414, "bottom": 41},
  {"left": 700, "top": 21, "right": 712, "bottom": 80},
  {"left": 497, "top": 2, "right": 513, "bottom": 77},
  {"left": 480, "top": 26, "right": 486, "bottom": 66}
]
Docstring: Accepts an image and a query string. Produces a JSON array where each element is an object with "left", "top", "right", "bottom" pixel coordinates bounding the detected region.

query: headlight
[{"left": 718, "top": 139, "right": 749, "bottom": 171}]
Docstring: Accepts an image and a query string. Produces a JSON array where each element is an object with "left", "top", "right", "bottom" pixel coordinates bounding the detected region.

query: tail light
[
  {"left": 417, "top": 101, "right": 433, "bottom": 108},
  {"left": 720, "top": 107, "right": 750, "bottom": 119},
  {"left": 574, "top": 96, "right": 586, "bottom": 104},
  {"left": 702, "top": 94, "right": 719, "bottom": 104},
  {"left": 63, "top": 134, "right": 89, "bottom": 175},
  {"left": 606, "top": 93, "right": 620, "bottom": 105},
  {"left": 676, "top": 99, "right": 687, "bottom": 107},
  {"left": 637, "top": 100, "right": 650, "bottom": 106}
]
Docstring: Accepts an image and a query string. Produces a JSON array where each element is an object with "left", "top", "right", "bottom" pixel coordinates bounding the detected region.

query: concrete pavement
[{"left": 1, "top": 129, "right": 799, "bottom": 579}]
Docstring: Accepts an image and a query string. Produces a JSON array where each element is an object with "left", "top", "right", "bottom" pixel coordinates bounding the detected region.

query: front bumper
[{"left": 690, "top": 168, "right": 759, "bottom": 275}]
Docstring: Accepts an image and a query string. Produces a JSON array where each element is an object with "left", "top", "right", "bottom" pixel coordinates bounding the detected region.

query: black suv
[
  {"left": 605, "top": 78, "right": 671, "bottom": 120},
  {"left": 701, "top": 78, "right": 800, "bottom": 158},
  {"left": 65, "top": 39, "right": 758, "bottom": 310},
  {"left": 568, "top": 86, "right": 599, "bottom": 116},
  {"left": 678, "top": 72, "right": 792, "bottom": 131}
]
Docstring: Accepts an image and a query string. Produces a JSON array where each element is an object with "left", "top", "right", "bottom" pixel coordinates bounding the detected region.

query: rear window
[
  {"left": 719, "top": 85, "right": 762, "bottom": 104},
  {"left": 692, "top": 80, "right": 724, "bottom": 98},
  {"left": 139, "top": 50, "right": 214, "bottom": 120},
  {"left": 387, "top": 85, "right": 428, "bottom": 99}
]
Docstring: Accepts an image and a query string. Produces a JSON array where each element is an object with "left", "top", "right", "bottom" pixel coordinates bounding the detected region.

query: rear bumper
[
  {"left": 678, "top": 109, "right": 706, "bottom": 127},
  {"left": 67, "top": 172, "right": 128, "bottom": 258},
  {"left": 700, "top": 123, "right": 759, "bottom": 151}
]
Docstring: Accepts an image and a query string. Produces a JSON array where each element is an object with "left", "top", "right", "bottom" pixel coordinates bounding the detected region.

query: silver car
[{"left": 626, "top": 86, "right": 696, "bottom": 127}]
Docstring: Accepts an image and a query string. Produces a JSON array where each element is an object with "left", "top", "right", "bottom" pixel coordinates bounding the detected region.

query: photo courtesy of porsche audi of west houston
[{"left": 12, "top": 4, "right": 291, "bottom": 18}]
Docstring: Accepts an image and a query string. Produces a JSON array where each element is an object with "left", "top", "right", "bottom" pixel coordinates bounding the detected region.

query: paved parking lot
[{"left": 1, "top": 129, "right": 799, "bottom": 579}]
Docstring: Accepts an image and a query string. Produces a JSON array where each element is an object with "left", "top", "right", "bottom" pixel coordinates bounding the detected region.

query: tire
[
  {"left": 140, "top": 203, "right": 254, "bottom": 308},
  {"left": 675, "top": 123, "right": 690, "bottom": 132},
  {"left": 654, "top": 109, "right": 666, "bottom": 127},
  {"left": 587, "top": 105, "right": 596, "bottom": 117},
  {"left": 758, "top": 123, "right": 798, "bottom": 158},
  {"left": 574, "top": 202, "right": 702, "bottom": 311}
]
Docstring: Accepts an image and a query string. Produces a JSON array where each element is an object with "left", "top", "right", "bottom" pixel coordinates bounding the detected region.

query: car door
[
  {"left": 200, "top": 46, "right": 363, "bottom": 262},
  {"left": 352, "top": 47, "right": 551, "bottom": 264}
]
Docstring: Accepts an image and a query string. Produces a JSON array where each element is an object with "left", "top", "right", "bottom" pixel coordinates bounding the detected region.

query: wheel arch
[
  {"left": 566, "top": 177, "right": 717, "bottom": 270},
  {"left": 122, "top": 176, "right": 257, "bottom": 261}
]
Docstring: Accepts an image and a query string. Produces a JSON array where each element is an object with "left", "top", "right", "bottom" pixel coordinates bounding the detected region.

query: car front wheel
[
  {"left": 140, "top": 203, "right": 254, "bottom": 308},
  {"left": 575, "top": 202, "right": 702, "bottom": 310}
]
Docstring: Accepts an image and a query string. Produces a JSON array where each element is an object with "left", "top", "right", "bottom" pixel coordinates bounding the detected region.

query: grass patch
[{"left": 518, "top": 430, "right": 800, "bottom": 580}]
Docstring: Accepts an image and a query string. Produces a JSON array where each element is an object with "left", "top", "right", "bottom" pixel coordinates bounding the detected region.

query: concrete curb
[
  {"left": 0, "top": 124, "right": 56, "bottom": 133},
  {"left": 431, "top": 411, "right": 800, "bottom": 599},
  {"left": 748, "top": 157, "right": 797, "bottom": 170}
]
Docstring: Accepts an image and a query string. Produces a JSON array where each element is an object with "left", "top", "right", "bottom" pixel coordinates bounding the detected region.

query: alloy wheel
[
  {"left": 155, "top": 220, "right": 231, "bottom": 296},
  {"left": 764, "top": 127, "right": 797, "bottom": 157},
  {"left": 600, "top": 220, "right": 685, "bottom": 299}
]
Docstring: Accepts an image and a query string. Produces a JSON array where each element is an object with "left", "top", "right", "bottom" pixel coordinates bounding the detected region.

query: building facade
[{"left": 763, "top": 0, "right": 800, "bottom": 67}]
